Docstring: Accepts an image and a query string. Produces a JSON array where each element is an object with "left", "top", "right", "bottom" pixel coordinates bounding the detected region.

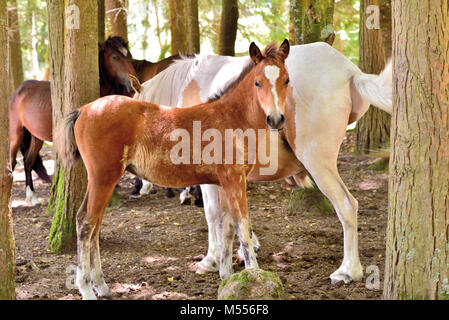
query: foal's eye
[
  {"left": 285, "top": 79, "right": 290, "bottom": 86},
  {"left": 255, "top": 81, "right": 261, "bottom": 88},
  {"left": 112, "top": 56, "right": 120, "bottom": 61}
]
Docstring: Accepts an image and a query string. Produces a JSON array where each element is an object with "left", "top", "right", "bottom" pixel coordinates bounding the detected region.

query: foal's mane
[{"left": 208, "top": 42, "right": 281, "bottom": 102}]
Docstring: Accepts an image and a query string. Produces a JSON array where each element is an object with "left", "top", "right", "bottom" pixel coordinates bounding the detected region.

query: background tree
[
  {"left": 290, "top": 0, "right": 336, "bottom": 45},
  {"left": 0, "top": 0, "right": 15, "bottom": 300},
  {"left": 48, "top": 0, "right": 99, "bottom": 253},
  {"left": 168, "top": 0, "right": 188, "bottom": 55},
  {"left": 384, "top": 0, "right": 449, "bottom": 300},
  {"left": 355, "top": 0, "right": 390, "bottom": 155},
  {"left": 7, "top": 0, "right": 24, "bottom": 92},
  {"left": 106, "top": 0, "right": 128, "bottom": 41},
  {"left": 186, "top": 0, "right": 200, "bottom": 54},
  {"left": 218, "top": 0, "right": 239, "bottom": 56},
  {"left": 98, "top": 0, "right": 105, "bottom": 42}
]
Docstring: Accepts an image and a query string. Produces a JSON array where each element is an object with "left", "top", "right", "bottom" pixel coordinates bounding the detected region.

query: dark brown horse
[{"left": 10, "top": 36, "right": 138, "bottom": 204}]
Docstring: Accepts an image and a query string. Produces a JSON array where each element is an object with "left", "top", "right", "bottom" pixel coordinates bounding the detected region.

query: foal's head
[
  {"left": 250, "top": 40, "right": 290, "bottom": 131},
  {"left": 99, "top": 36, "right": 137, "bottom": 93}
]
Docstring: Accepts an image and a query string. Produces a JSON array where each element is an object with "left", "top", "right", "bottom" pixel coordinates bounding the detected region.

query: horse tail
[
  {"left": 352, "top": 60, "right": 393, "bottom": 115},
  {"left": 55, "top": 110, "right": 81, "bottom": 167}
]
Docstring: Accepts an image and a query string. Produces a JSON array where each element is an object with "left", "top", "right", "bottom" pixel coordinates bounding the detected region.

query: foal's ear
[
  {"left": 249, "top": 42, "right": 263, "bottom": 64},
  {"left": 278, "top": 39, "right": 290, "bottom": 61},
  {"left": 98, "top": 42, "right": 105, "bottom": 52}
]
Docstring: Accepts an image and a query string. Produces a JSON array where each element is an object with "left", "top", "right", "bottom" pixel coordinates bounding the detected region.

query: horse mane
[{"left": 208, "top": 42, "right": 281, "bottom": 102}]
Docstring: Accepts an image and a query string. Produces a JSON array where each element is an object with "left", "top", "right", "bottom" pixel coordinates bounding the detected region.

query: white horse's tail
[{"left": 352, "top": 60, "right": 393, "bottom": 115}]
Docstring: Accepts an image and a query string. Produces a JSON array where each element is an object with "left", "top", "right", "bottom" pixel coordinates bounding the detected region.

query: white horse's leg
[
  {"left": 180, "top": 187, "right": 192, "bottom": 204},
  {"left": 197, "top": 185, "right": 221, "bottom": 272},
  {"left": 198, "top": 184, "right": 261, "bottom": 273},
  {"left": 139, "top": 180, "right": 153, "bottom": 195},
  {"left": 303, "top": 158, "right": 363, "bottom": 284}
]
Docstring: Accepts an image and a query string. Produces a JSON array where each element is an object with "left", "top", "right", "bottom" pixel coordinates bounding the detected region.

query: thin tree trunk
[
  {"left": 98, "top": 0, "right": 105, "bottom": 43},
  {"left": 355, "top": 0, "right": 390, "bottom": 154},
  {"left": 105, "top": 0, "right": 128, "bottom": 41},
  {"left": 380, "top": 0, "right": 392, "bottom": 59},
  {"left": 186, "top": 0, "right": 200, "bottom": 54},
  {"left": 7, "top": 0, "right": 23, "bottom": 92},
  {"left": 168, "top": 0, "right": 188, "bottom": 55},
  {"left": 48, "top": 0, "right": 99, "bottom": 253},
  {"left": 218, "top": 0, "right": 239, "bottom": 56},
  {"left": 0, "top": 0, "right": 15, "bottom": 300},
  {"left": 384, "top": 0, "right": 449, "bottom": 300},
  {"left": 291, "top": 0, "right": 335, "bottom": 45}
]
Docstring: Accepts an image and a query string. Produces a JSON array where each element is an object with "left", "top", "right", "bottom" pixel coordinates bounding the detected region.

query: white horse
[{"left": 136, "top": 42, "right": 392, "bottom": 284}]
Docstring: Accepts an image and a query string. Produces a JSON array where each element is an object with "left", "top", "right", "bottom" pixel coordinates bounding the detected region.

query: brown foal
[{"left": 57, "top": 40, "right": 295, "bottom": 300}]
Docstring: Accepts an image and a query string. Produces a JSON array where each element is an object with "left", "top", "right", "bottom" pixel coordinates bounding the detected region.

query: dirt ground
[{"left": 11, "top": 131, "right": 388, "bottom": 300}]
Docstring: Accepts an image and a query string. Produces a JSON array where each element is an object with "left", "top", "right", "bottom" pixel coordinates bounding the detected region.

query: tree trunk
[
  {"left": 105, "top": 0, "right": 127, "bottom": 42},
  {"left": 218, "top": 0, "right": 239, "bottom": 56},
  {"left": 186, "top": 0, "right": 200, "bottom": 54},
  {"left": 0, "top": 0, "right": 15, "bottom": 300},
  {"left": 355, "top": 0, "right": 390, "bottom": 154},
  {"left": 168, "top": 0, "right": 188, "bottom": 55},
  {"left": 7, "top": 0, "right": 23, "bottom": 92},
  {"left": 384, "top": 0, "right": 449, "bottom": 300},
  {"left": 290, "top": 0, "right": 335, "bottom": 45},
  {"left": 98, "top": 0, "right": 105, "bottom": 43},
  {"left": 380, "top": 0, "right": 392, "bottom": 59},
  {"left": 47, "top": 0, "right": 99, "bottom": 254}
]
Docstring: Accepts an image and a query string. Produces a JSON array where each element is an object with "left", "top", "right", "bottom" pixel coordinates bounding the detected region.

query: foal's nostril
[
  {"left": 266, "top": 116, "right": 272, "bottom": 127},
  {"left": 266, "top": 114, "right": 285, "bottom": 130},
  {"left": 280, "top": 114, "right": 285, "bottom": 125}
]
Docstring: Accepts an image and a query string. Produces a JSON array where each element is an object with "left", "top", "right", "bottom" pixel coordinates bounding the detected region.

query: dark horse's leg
[
  {"left": 130, "top": 177, "right": 143, "bottom": 197},
  {"left": 20, "top": 130, "right": 51, "bottom": 183},
  {"left": 23, "top": 135, "right": 44, "bottom": 205},
  {"left": 192, "top": 185, "right": 203, "bottom": 207},
  {"left": 165, "top": 188, "right": 175, "bottom": 198}
]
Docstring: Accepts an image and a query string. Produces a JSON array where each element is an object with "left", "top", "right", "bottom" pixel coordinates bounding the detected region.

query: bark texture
[
  {"left": 384, "top": 0, "right": 449, "bottom": 300},
  {"left": 7, "top": 0, "right": 23, "bottom": 92},
  {"left": 290, "top": 0, "right": 335, "bottom": 45},
  {"left": 356, "top": 0, "right": 390, "bottom": 154},
  {"left": 48, "top": 0, "right": 99, "bottom": 253},
  {"left": 0, "top": 0, "right": 15, "bottom": 300},
  {"left": 218, "top": 0, "right": 239, "bottom": 56},
  {"left": 186, "top": 0, "right": 200, "bottom": 54},
  {"left": 98, "top": 0, "right": 105, "bottom": 43},
  {"left": 105, "top": 0, "right": 128, "bottom": 42},
  {"left": 168, "top": 0, "right": 188, "bottom": 55}
]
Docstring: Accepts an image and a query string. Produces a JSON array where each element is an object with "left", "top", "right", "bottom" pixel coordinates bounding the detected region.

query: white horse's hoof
[
  {"left": 80, "top": 288, "right": 97, "bottom": 300},
  {"left": 330, "top": 264, "right": 363, "bottom": 285},
  {"left": 140, "top": 181, "right": 153, "bottom": 196},
  {"left": 197, "top": 256, "right": 219, "bottom": 273},
  {"left": 94, "top": 283, "right": 113, "bottom": 298}
]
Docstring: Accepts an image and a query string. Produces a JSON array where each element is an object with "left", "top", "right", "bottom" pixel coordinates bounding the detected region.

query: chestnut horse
[
  {"left": 9, "top": 36, "right": 138, "bottom": 205},
  {"left": 56, "top": 41, "right": 293, "bottom": 300},
  {"left": 136, "top": 42, "right": 392, "bottom": 284}
]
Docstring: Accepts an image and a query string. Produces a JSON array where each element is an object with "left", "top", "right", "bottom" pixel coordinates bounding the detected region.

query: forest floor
[{"left": 11, "top": 131, "right": 388, "bottom": 300}]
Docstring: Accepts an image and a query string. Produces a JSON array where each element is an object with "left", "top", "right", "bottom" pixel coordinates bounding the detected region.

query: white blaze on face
[{"left": 264, "top": 65, "right": 281, "bottom": 112}]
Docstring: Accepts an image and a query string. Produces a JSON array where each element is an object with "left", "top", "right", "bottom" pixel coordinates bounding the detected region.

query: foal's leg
[
  {"left": 9, "top": 115, "right": 24, "bottom": 171},
  {"left": 302, "top": 157, "right": 363, "bottom": 284},
  {"left": 217, "top": 168, "right": 258, "bottom": 279},
  {"left": 77, "top": 174, "right": 121, "bottom": 300},
  {"left": 90, "top": 181, "right": 119, "bottom": 298}
]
